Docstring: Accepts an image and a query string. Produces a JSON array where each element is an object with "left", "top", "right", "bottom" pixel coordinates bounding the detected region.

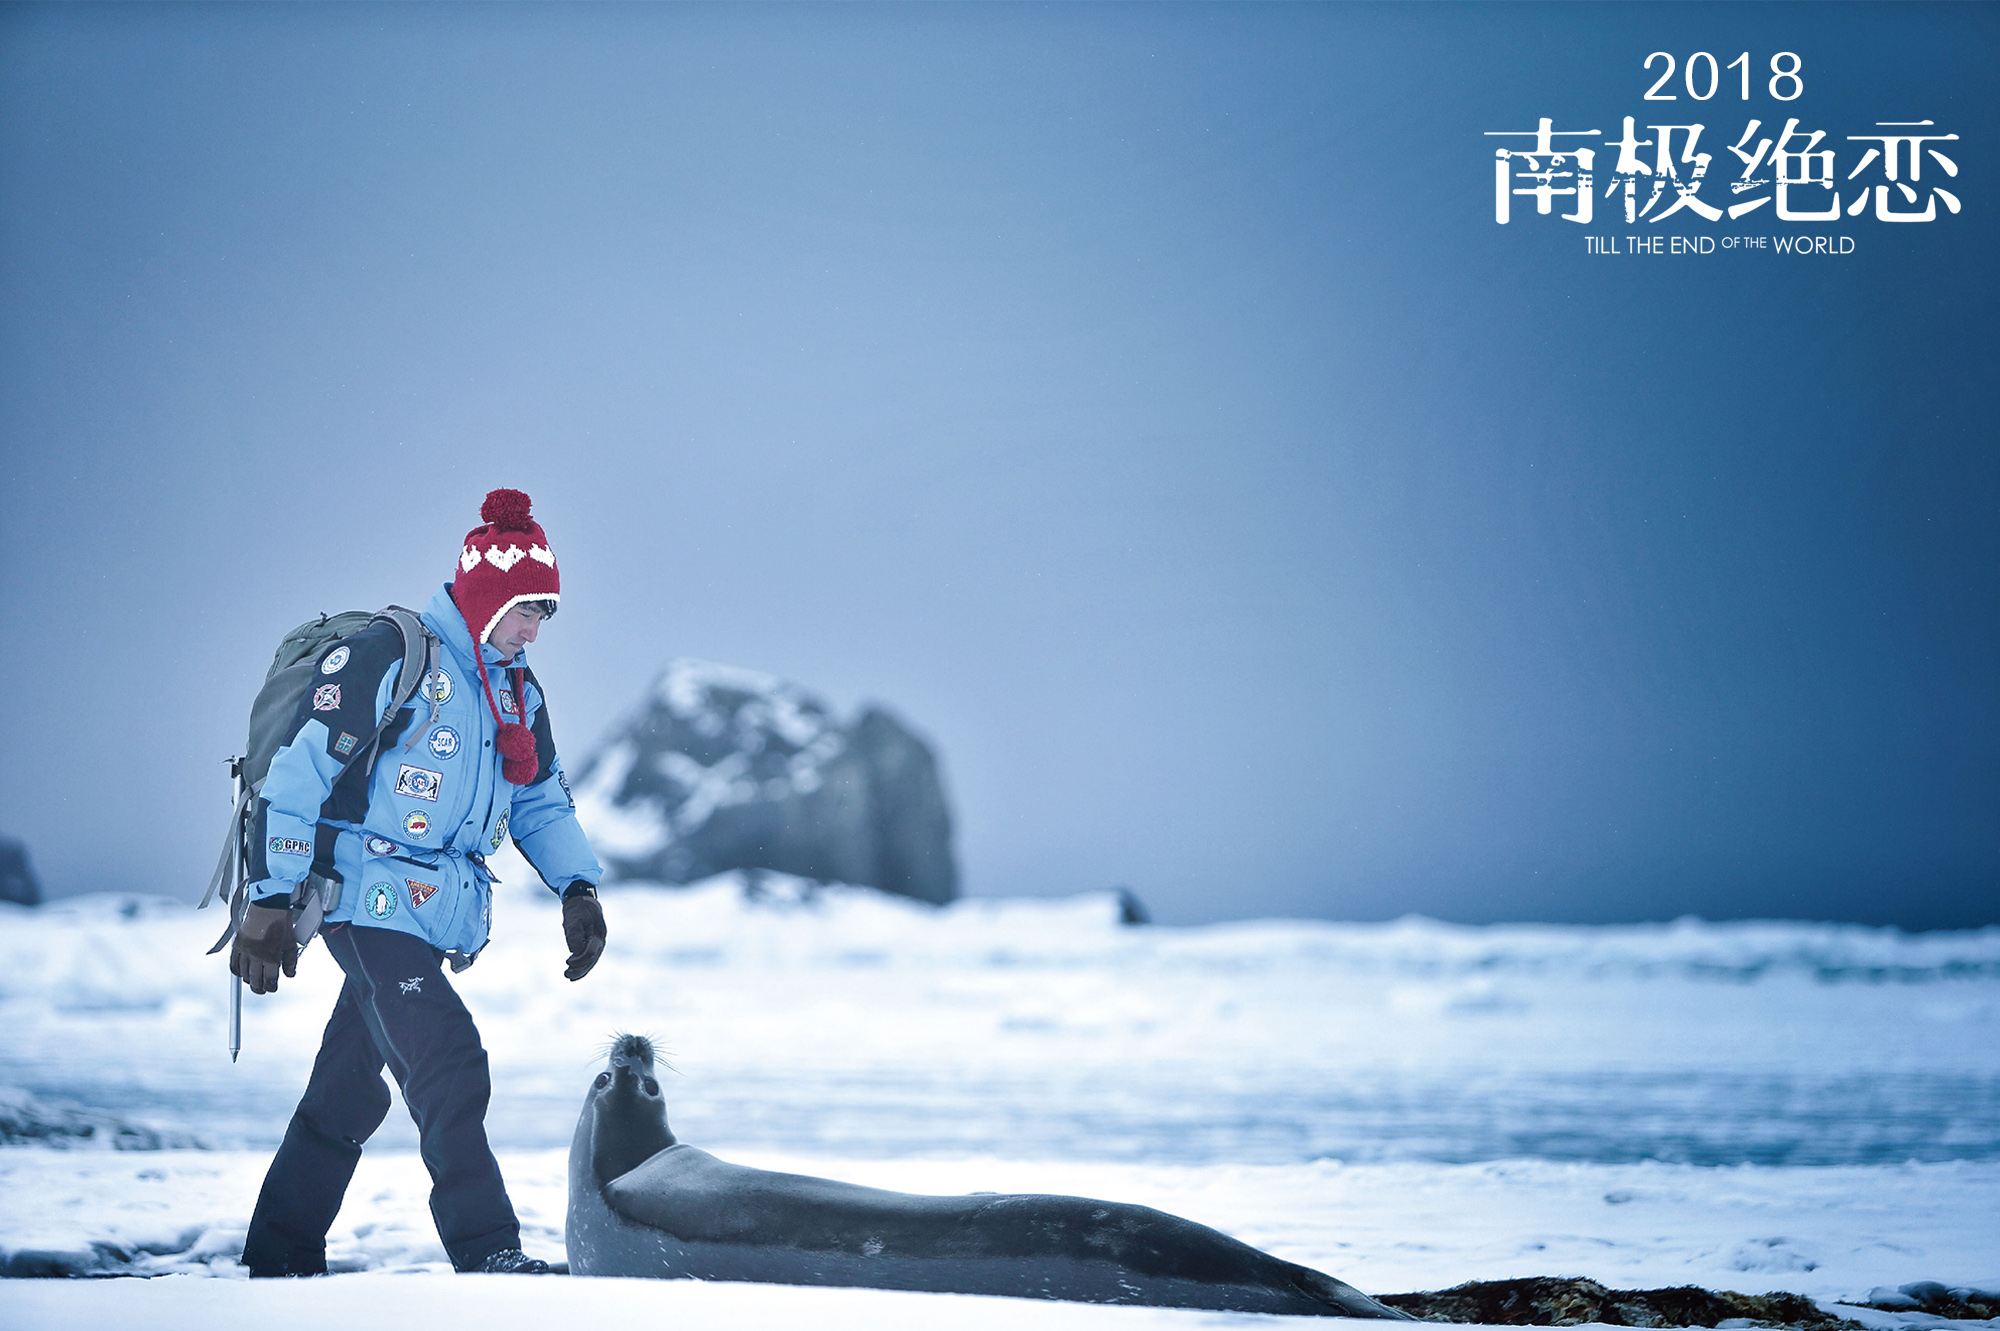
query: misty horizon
[{"left": 1, "top": 3, "right": 1993, "bottom": 930}]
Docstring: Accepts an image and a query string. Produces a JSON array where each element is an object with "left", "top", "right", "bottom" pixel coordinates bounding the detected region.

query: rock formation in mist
[
  {"left": 570, "top": 660, "right": 957, "bottom": 905},
  {"left": 0, "top": 836, "right": 40, "bottom": 907}
]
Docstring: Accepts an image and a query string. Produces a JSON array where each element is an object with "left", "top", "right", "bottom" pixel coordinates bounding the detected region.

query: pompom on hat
[{"left": 453, "top": 488, "right": 560, "bottom": 646}]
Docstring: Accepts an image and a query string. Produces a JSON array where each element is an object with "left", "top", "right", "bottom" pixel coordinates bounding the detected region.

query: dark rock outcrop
[
  {"left": 1381, "top": 1278, "right": 1861, "bottom": 1329},
  {"left": 571, "top": 660, "right": 957, "bottom": 905},
  {"left": 0, "top": 835, "right": 40, "bottom": 906},
  {"left": 1114, "top": 886, "right": 1151, "bottom": 925},
  {"left": 1862, "top": 1281, "right": 2000, "bottom": 1320},
  {"left": 0, "top": 1086, "right": 202, "bottom": 1150}
]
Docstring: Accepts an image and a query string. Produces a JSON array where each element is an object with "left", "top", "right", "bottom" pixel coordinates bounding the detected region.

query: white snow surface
[{"left": 3, "top": 874, "right": 1998, "bottom": 1328}]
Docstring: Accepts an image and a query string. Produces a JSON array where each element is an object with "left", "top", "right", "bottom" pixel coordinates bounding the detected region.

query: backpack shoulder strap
[
  {"left": 198, "top": 776, "right": 255, "bottom": 912},
  {"left": 375, "top": 607, "right": 435, "bottom": 707},
  {"left": 373, "top": 606, "right": 441, "bottom": 753}
]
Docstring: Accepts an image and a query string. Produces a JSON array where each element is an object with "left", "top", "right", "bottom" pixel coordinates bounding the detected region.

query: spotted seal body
[{"left": 566, "top": 1035, "right": 1412, "bottom": 1318}]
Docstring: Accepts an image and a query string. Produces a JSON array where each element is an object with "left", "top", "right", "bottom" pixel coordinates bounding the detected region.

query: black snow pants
[{"left": 242, "top": 922, "right": 520, "bottom": 1275}]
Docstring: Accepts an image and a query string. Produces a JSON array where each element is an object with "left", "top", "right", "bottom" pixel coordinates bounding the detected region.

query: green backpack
[{"left": 200, "top": 607, "right": 441, "bottom": 954}]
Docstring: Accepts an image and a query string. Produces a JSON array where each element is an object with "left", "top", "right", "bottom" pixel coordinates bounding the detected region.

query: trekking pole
[{"left": 228, "top": 756, "right": 245, "bottom": 1063}]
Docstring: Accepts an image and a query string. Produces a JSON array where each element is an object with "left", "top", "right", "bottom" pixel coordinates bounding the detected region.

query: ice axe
[{"left": 227, "top": 756, "right": 245, "bottom": 1062}]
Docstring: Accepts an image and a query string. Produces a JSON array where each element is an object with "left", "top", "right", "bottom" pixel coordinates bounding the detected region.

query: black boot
[{"left": 474, "top": 1247, "right": 554, "bottom": 1274}]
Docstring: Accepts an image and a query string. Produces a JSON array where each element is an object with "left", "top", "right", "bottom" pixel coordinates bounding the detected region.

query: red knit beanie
[{"left": 454, "top": 488, "right": 560, "bottom": 646}]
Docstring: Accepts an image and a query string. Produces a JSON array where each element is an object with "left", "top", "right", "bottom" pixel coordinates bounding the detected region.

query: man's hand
[
  {"left": 562, "top": 885, "right": 606, "bottom": 981},
  {"left": 231, "top": 901, "right": 298, "bottom": 995}
]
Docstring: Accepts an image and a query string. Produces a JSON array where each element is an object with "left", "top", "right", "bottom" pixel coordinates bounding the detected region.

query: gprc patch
[
  {"left": 395, "top": 764, "right": 442, "bottom": 802},
  {"left": 427, "top": 726, "right": 461, "bottom": 760},
  {"left": 364, "top": 835, "right": 397, "bottom": 857},
  {"left": 422, "top": 669, "right": 453, "bottom": 704},
  {"left": 402, "top": 810, "right": 431, "bottom": 839},
  {"left": 312, "top": 683, "right": 342, "bottom": 712},
  {"left": 320, "top": 646, "right": 350, "bottom": 675},
  {"left": 406, "top": 879, "right": 439, "bottom": 909},
  {"left": 333, "top": 731, "right": 360, "bottom": 756},
  {"left": 499, "top": 688, "right": 519, "bottom": 716},
  {"left": 490, "top": 809, "right": 510, "bottom": 852},
  {"left": 363, "top": 882, "right": 397, "bottom": 920},
  {"left": 267, "top": 836, "right": 312, "bottom": 857}
]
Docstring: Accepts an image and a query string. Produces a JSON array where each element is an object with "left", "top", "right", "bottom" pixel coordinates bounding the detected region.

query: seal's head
[{"left": 589, "top": 1033, "right": 677, "bottom": 1185}]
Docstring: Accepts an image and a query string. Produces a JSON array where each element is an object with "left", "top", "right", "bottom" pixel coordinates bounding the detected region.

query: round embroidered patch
[
  {"left": 403, "top": 810, "right": 431, "bottom": 839},
  {"left": 422, "top": 669, "right": 452, "bottom": 704},
  {"left": 364, "top": 882, "right": 397, "bottom": 920},
  {"left": 320, "top": 645, "right": 350, "bottom": 675},
  {"left": 364, "top": 835, "right": 397, "bottom": 857},
  {"left": 428, "top": 726, "right": 461, "bottom": 760}
]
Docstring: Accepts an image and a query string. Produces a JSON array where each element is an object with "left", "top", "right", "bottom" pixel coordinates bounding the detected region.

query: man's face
[{"left": 487, "top": 602, "right": 549, "bottom": 661}]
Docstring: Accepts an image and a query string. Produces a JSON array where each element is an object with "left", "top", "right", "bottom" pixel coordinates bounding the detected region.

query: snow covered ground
[{"left": 3, "top": 872, "right": 1998, "bottom": 1327}]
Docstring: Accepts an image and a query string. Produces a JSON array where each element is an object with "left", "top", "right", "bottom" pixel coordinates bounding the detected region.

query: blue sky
[{"left": 2, "top": 2, "right": 1993, "bottom": 926}]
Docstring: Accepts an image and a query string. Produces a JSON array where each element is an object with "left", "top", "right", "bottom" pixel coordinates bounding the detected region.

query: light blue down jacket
[{"left": 247, "top": 583, "right": 601, "bottom": 961}]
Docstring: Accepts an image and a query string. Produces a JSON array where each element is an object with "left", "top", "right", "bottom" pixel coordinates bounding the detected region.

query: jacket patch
[
  {"left": 395, "top": 764, "right": 442, "bottom": 802},
  {"left": 558, "top": 769, "right": 574, "bottom": 807},
  {"left": 334, "top": 731, "right": 359, "bottom": 756},
  {"left": 427, "top": 726, "right": 460, "bottom": 759},
  {"left": 406, "top": 879, "right": 439, "bottom": 909},
  {"left": 267, "top": 837, "right": 312, "bottom": 857},
  {"left": 320, "top": 646, "right": 350, "bottom": 675},
  {"left": 398, "top": 975, "right": 424, "bottom": 995},
  {"left": 364, "top": 835, "right": 397, "bottom": 857},
  {"left": 422, "top": 669, "right": 452, "bottom": 704},
  {"left": 490, "top": 809, "right": 510, "bottom": 852},
  {"left": 363, "top": 883, "right": 398, "bottom": 920},
  {"left": 499, "top": 688, "right": 519, "bottom": 716},
  {"left": 403, "top": 810, "right": 431, "bottom": 839},
  {"left": 312, "top": 683, "right": 341, "bottom": 711}
]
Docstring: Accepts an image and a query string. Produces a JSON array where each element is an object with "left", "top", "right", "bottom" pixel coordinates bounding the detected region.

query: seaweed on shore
[{"left": 1379, "top": 1277, "right": 1864, "bottom": 1329}]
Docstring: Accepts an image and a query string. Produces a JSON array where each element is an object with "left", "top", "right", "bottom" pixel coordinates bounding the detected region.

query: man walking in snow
[{"left": 232, "top": 488, "right": 607, "bottom": 1276}]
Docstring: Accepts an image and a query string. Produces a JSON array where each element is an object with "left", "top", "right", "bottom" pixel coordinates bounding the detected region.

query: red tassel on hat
[
  {"left": 478, "top": 662, "right": 542, "bottom": 785},
  {"left": 496, "top": 722, "right": 539, "bottom": 786}
]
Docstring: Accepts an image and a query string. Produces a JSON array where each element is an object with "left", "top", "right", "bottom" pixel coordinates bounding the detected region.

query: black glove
[
  {"left": 561, "top": 885, "right": 606, "bottom": 981},
  {"left": 231, "top": 901, "right": 298, "bottom": 995}
]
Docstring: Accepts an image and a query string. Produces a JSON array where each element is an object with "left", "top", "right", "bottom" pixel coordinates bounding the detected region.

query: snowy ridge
[
  {"left": 1163, "top": 912, "right": 2000, "bottom": 983},
  {"left": 8, "top": 888, "right": 2000, "bottom": 999},
  {"left": 570, "top": 880, "right": 2000, "bottom": 980}
]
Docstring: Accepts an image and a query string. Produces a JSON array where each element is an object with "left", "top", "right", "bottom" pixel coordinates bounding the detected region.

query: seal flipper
[{"left": 1292, "top": 1267, "right": 1421, "bottom": 1320}]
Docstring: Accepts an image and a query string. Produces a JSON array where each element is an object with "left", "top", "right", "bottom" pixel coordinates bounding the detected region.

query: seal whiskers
[{"left": 589, "top": 1034, "right": 676, "bottom": 1184}]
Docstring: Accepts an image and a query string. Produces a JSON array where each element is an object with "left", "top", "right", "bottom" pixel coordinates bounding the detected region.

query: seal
[{"left": 567, "top": 1035, "right": 1414, "bottom": 1318}]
